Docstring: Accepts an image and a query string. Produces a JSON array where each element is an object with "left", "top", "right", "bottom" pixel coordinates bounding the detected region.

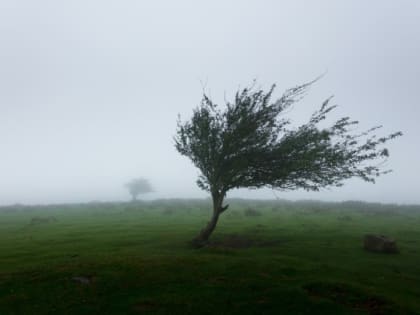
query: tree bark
[{"left": 191, "top": 191, "right": 228, "bottom": 248}]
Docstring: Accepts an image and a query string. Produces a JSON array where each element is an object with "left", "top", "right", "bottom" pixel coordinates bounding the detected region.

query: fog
[{"left": 0, "top": 0, "right": 419, "bottom": 205}]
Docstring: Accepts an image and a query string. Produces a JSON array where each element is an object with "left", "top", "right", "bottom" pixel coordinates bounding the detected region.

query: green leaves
[
  {"left": 125, "top": 178, "right": 153, "bottom": 200},
  {"left": 174, "top": 80, "right": 402, "bottom": 196}
]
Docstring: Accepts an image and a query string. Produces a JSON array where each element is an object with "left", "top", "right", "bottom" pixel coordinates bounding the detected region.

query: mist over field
[
  {"left": 2, "top": 2, "right": 420, "bottom": 314},
  {"left": 0, "top": 0, "right": 419, "bottom": 205}
]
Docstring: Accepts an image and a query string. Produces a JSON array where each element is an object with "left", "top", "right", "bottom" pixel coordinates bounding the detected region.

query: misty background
[{"left": 0, "top": 0, "right": 419, "bottom": 205}]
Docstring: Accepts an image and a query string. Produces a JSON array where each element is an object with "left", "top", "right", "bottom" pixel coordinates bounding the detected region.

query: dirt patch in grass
[
  {"left": 208, "top": 234, "right": 286, "bottom": 249},
  {"left": 133, "top": 301, "right": 160, "bottom": 312},
  {"left": 206, "top": 276, "right": 228, "bottom": 284},
  {"left": 304, "top": 282, "right": 396, "bottom": 315},
  {"left": 71, "top": 275, "right": 96, "bottom": 285}
]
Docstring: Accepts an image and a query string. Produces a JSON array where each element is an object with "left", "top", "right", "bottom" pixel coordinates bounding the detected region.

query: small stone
[
  {"left": 71, "top": 276, "right": 93, "bottom": 285},
  {"left": 363, "top": 234, "right": 399, "bottom": 254}
]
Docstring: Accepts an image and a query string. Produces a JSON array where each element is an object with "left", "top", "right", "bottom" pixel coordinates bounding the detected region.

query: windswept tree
[
  {"left": 125, "top": 178, "right": 153, "bottom": 201},
  {"left": 175, "top": 80, "right": 402, "bottom": 247}
]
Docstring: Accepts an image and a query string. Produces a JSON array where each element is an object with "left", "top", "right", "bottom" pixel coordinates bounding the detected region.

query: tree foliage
[
  {"left": 174, "top": 80, "right": 402, "bottom": 246},
  {"left": 125, "top": 178, "right": 153, "bottom": 201}
]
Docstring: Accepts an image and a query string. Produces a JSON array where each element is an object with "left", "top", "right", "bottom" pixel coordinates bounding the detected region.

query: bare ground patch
[
  {"left": 133, "top": 301, "right": 160, "bottom": 313},
  {"left": 207, "top": 234, "right": 287, "bottom": 249},
  {"left": 304, "top": 282, "right": 397, "bottom": 315}
]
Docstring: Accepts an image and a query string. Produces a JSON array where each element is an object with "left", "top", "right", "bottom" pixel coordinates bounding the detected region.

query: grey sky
[{"left": 0, "top": 0, "right": 419, "bottom": 205}]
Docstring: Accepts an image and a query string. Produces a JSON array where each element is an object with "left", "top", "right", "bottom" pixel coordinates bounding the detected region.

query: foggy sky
[{"left": 1, "top": 0, "right": 419, "bottom": 205}]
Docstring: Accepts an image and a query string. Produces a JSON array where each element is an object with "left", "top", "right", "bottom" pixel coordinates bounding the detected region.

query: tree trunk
[{"left": 191, "top": 191, "right": 228, "bottom": 248}]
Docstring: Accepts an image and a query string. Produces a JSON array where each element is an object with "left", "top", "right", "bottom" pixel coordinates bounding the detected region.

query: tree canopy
[
  {"left": 125, "top": 178, "right": 153, "bottom": 201},
  {"left": 175, "top": 80, "right": 402, "bottom": 246}
]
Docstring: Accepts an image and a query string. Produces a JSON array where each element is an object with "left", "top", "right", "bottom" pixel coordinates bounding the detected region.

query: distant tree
[
  {"left": 125, "top": 178, "right": 153, "bottom": 201},
  {"left": 175, "top": 80, "right": 402, "bottom": 247}
]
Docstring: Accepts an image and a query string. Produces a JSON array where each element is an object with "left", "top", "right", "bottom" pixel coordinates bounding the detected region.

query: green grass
[{"left": 1, "top": 199, "right": 419, "bottom": 314}]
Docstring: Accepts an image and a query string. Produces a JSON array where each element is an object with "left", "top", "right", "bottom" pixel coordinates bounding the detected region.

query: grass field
[{"left": 1, "top": 199, "right": 420, "bottom": 314}]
